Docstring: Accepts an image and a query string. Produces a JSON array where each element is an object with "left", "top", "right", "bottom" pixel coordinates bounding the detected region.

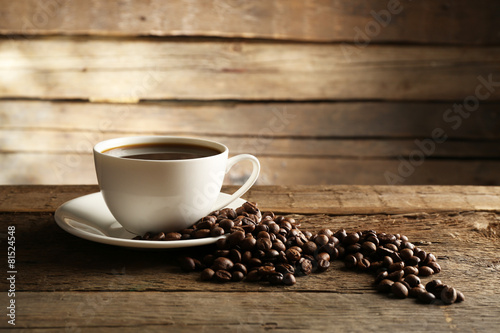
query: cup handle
[{"left": 212, "top": 154, "right": 260, "bottom": 211}]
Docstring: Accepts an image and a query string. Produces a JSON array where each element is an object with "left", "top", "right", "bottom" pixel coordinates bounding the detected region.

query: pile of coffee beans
[{"left": 135, "top": 201, "right": 464, "bottom": 305}]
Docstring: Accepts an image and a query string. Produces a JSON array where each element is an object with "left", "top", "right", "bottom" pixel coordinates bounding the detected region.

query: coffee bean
[
  {"left": 280, "top": 220, "right": 293, "bottom": 232},
  {"left": 456, "top": 290, "right": 465, "bottom": 303},
  {"left": 241, "top": 251, "right": 252, "bottom": 264},
  {"left": 399, "top": 280, "right": 411, "bottom": 291},
  {"left": 258, "top": 265, "right": 276, "bottom": 279},
  {"left": 361, "top": 241, "right": 377, "bottom": 255},
  {"left": 404, "top": 274, "right": 421, "bottom": 288},
  {"left": 179, "top": 257, "right": 196, "bottom": 272},
  {"left": 227, "top": 230, "right": 245, "bottom": 247},
  {"left": 298, "top": 258, "right": 313, "bottom": 275},
  {"left": 276, "top": 263, "right": 295, "bottom": 275},
  {"left": 346, "top": 243, "right": 362, "bottom": 254},
  {"left": 357, "top": 258, "right": 371, "bottom": 271},
  {"left": 365, "top": 234, "right": 379, "bottom": 246},
  {"left": 344, "top": 254, "right": 357, "bottom": 269},
  {"left": 212, "top": 257, "right": 234, "bottom": 271},
  {"left": 272, "top": 239, "right": 287, "bottom": 252},
  {"left": 417, "top": 291, "right": 436, "bottom": 304},
  {"left": 268, "top": 272, "right": 284, "bottom": 285},
  {"left": 377, "top": 279, "right": 394, "bottom": 293},
  {"left": 401, "top": 241, "right": 414, "bottom": 250},
  {"left": 152, "top": 232, "right": 166, "bottom": 241},
  {"left": 210, "top": 227, "right": 225, "bottom": 237},
  {"left": 405, "top": 256, "right": 421, "bottom": 267},
  {"left": 200, "top": 268, "right": 215, "bottom": 281},
  {"left": 399, "top": 248, "right": 413, "bottom": 261},
  {"left": 248, "top": 257, "right": 263, "bottom": 268},
  {"left": 337, "top": 246, "right": 346, "bottom": 259},
  {"left": 220, "top": 208, "right": 237, "bottom": 220},
  {"left": 317, "top": 259, "right": 330, "bottom": 272},
  {"left": 240, "top": 236, "right": 257, "bottom": 251},
  {"left": 256, "top": 238, "right": 273, "bottom": 251},
  {"left": 403, "top": 266, "right": 419, "bottom": 276},
  {"left": 318, "top": 228, "right": 334, "bottom": 237},
  {"left": 286, "top": 248, "right": 301, "bottom": 262},
  {"left": 202, "top": 254, "right": 215, "bottom": 267},
  {"left": 353, "top": 252, "right": 364, "bottom": 262},
  {"left": 302, "top": 241, "right": 318, "bottom": 254},
  {"left": 441, "top": 286, "right": 457, "bottom": 305},
  {"left": 216, "top": 238, "right": 229, "bottom": 250},
  {"left": 343, "top": 232, "right": 360, "bottom": 245},
  {"left": 419, "top": 266, "right": 434, "bottom": 276},
  {"left": 423, "top": 253, "right": 437, "bottom": 266},
  {"left": 320, "top": 243, "right": 336, "bottom": 257},
  {"left": 193, "top": 229, "right": 211, "bottom": 239},
  {"left": 425, "top": 279, "right": 443, "bottom": 293},
  {"left": 215, "top": 270, "right": 232, "bottom": 283},
  {"left": 242, "top": 224, "right": 256, "bottom": 234},
  {"left": 385, "top": 243, "right": 399, "bottom": 252},
  {"left": 229, "top": 249, "right": 242, "bottom": 263},
  {"left": 316, "top": 252, "right": 330, "bottom": 262},
  {"left": 196, "top": 219, "right": 214, "bottom": 230},
  {"left": 232, "top": 263, "right": 247, "bottom": 275},
  {"left": 414, "top": 249, "right": 427, "bottom": 262},
  {"left": 432, "top": 284, "right": 447, "bottom": 298},
  {"left": 427, "top": 261, "right": 441, "bottom": 274},
  {"left": 375, "top": 271, "right": 389, "bottom": 284},
  {"left": 283, "top": 273, "right": 296, "bottom": 286},
  {"left": 383, "top": 256, "right": 394, "bottom": 268},
  {"left": 389, "top": 262, "right": 405, "bottom": 272},
  {"left": 165, "top": 232, "right": 182, "bottom": 241},
  {"left": 387, "top": 269, "right": 404, "bottom": 282},
  {"left": 257, "top": 230, "right": 270, "bottom": 239},
  {"left": 231, "top": 271, "right": 245, "bottom": 282},
  {"left": 245, "top": 270, "right": 261, "bottom": 282},
  {"left": 392, "top": 282, "right": 409, "bottom": 299},
  {"left": 408, "top": 286, "right": 426, "bottom": 298},
  {"left": 243, "top": 202, "right": 259, "bottom": 215},
  {"left": 390, "top": 252, "right": 403, "bottom": 263}
]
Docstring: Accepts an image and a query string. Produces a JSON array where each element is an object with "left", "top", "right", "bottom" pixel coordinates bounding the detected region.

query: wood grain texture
[
  {"left": 0, "top": 184, "right": 499, "bottom": 331},
  {"left": 2, "top": 210, "right": 499, "bottom": 293},
  {"left": 4, "top": 129, "right": 500, "bottom": 158},
  {"left": 2, "top": 185, "right": 500, "bottom": 214},
  {"left": 7, "top": 290, "right": 499, "bottom": 331},
  {"left": 1, "top": 0, "right": 499, "bottom": 45},
  {"left": 2, "top": 101, "right": 500, "bottom": 139},
  {"left": 3, "top": 153, "right": 500, "bottom": 185},
  {"left": 1, "top": 38, "right": 500, "bottom": 101}
]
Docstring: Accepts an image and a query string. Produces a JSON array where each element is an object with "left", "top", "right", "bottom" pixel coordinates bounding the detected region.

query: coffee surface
[{"left": 103, "top": 143, "right": 221, "bottom": 160}]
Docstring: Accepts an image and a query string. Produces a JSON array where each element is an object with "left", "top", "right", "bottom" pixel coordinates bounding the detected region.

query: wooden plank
[
  {"left": 2, "top": 209, "right": 499, "bottom": 291},
  {"left": 1, "top": 38, "right": 500, "bottom": 101},
  {"left": 0, "top": 0, "right": 499, "bottom": 45},
  {"left": 2, "top": 207, "right": 499, "bottom": 331},
  {"left": 2, "top": 153, "right": 500, "bottom": 186},
  {"left": 3, "top": 129, "right": 500, "bottom": 159},
  {"left": 6, "top": 290, "right": 499, "bottom": 331},
  {"left": 2, "top": 185, "right": 500, "bottom": 214},
  {"left": 1, "top": 101, "right": 500, "bottom": 139},
  {"left": 2, "top": 210, "right": 499, "bottom": 292}
]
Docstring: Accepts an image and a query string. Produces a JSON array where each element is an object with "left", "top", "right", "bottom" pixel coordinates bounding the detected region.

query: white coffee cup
[{"left": 93, "top": 136, "right": 260, "bottom": 235}]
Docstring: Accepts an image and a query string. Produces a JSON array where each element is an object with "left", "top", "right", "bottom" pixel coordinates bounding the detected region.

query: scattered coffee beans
[{"left": 134, "top": 201, "right": 464, "bottom": 306}]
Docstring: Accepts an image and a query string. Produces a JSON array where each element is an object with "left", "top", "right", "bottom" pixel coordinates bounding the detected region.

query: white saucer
[{"left": 54, "top": 192, "right": 245, "bottom": 249}]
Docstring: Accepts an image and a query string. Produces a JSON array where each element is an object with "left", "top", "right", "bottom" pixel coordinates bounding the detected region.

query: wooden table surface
[{"left": 1, "top": 185, "right": 499, "bottom": 332}]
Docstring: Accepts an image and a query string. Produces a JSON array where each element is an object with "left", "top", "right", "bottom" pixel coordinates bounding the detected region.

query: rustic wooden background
[{"left": 1, "top": 0, "right": 499, "bottom": 185}]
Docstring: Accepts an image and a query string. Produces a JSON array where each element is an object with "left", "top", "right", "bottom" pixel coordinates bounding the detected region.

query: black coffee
[{"left": 103, "top": 143, "right": 221, "bottom": 160}]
